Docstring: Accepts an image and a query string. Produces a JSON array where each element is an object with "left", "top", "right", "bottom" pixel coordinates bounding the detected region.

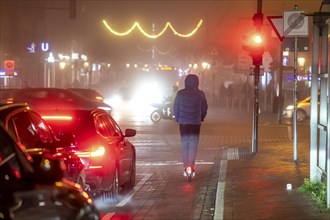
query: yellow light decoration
[{"left": 102, "top": 19, "right": 203, "bottom": 38}]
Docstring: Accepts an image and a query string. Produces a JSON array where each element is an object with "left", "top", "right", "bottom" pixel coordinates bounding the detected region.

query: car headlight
[{"left": 286, "top": 105, "right": 294, "bottom": 110}]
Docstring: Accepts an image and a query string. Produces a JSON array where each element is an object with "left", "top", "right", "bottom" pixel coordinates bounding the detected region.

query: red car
[
  {"left": 3, "top": 87, "right": 112, "bottom": 114},
  {"left": 42, "top": 108, "right": 137, "bottom": 203},
  {"left": 0, "top": 103, "right": 87, "bottom": 190},
  {"left": 0, "top": 122, "right": 100, "bottom": 219}
]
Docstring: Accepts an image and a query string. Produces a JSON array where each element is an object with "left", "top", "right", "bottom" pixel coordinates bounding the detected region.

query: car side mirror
[
  {"left": 124, "top": 128, "right": 136, "bottom": 137},
  {"left": 32, "top": 153, "right": 64, "bottom": 184}
]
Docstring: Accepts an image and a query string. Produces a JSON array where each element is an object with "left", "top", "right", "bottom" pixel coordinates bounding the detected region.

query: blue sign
[
  {"left": 283, "top": 56, "right": 289, "bottom": 66},
  {"left": 27, "top": 42, "right": 50, "bottom": 53}
]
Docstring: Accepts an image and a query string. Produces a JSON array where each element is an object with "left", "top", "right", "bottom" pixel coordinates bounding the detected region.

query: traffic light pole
[
  {"left": 252, "top": 65, "right": 260, "bottom": 153},
  {"left": 293, "top": 35, "right": 298, "bottom": 161},
  {"left": 251, "top": 0, "right": 263, "bottom": 154}
]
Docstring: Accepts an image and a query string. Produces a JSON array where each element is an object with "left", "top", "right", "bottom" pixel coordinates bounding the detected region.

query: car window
[
  {"left": 95, "top": 115, "right": 111, "bottom": 137},
  {"left": 28, "top": 111, "right": 55, "bottom": 144},
  {"left": 25, "top": 90, "right": 47, "bottom": 99},
  {"left": 96, "top": 114, "right": 120, "bottom": 137},
  {"left": 107, "top": 115, "right": 122, "bottom": 137},
  {"left": 53, "top": 91, "right": 74, "bottom": 101},
  {"left": 10, "top": 112, "right": 39, "bottom": 149}
]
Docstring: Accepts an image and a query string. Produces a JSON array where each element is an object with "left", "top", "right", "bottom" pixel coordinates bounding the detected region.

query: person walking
[{"left": 173, "top": 74, "right": 208, "bottom": 177}]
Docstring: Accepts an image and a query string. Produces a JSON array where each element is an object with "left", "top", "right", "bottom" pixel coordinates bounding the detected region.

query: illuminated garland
[{"left": 102, "top": 19, "right": 203, "bottom": 38}]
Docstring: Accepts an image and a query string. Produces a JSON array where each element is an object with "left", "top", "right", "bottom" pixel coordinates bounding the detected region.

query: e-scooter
[{"left": 184, "top": 166, "right": 195, "bottom": 182}]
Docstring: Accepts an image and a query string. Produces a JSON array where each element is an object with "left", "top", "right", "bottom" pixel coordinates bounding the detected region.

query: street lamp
[
  {"left": 59, "top": 61, "right": 66, "bottom": 70},
  {"left": 44, "top": 52, "right": 56, "bottom": 87},
  {"left": 71, "top": 52, "right": 79, "bottom": 86},
  {"left": 298, "top": 57, "right": 305, "bottom": 70}
]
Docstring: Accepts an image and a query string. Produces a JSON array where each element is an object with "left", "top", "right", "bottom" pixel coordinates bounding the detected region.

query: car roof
[
  {"left": 67, "top": 88, "right": 104, "bottom": 99},
  {"left": 8, "top": 87, "right": 112, "bottom": 110},
  {"left": 0, "top": 103, "right": 30, "bottom": 118}
]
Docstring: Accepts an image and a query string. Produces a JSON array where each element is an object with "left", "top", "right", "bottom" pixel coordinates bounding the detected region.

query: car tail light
[
  {"left": 90, "top": 146, "right": 105, "bottom": 157},
  {"left": 95, "top": 96, "right": 103, "bottom": 101},
  {"left": 74, "top": 146, "right": 105, "bottom": 158},
  {"left": 5, "top": 98, "right": 14, "bottom": 104},
  {"left": 42, "top": 115, "right": 73, "bottom": 120}
]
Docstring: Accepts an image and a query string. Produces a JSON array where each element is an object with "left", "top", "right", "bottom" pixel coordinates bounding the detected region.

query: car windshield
[{"left": 42, "top": 111, "right": 93, "bottom": 141}]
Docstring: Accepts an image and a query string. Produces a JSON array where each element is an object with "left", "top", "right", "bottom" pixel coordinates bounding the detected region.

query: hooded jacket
[{"left": 173, "top": 74, "right": 208, "bottom": 125}]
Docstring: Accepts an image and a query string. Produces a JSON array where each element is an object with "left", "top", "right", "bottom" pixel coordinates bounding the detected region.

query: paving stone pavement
[
  {"left": 222, "top": 139, "right": 330, "bottom": 220},
  {"left": 116, "top": 106, "right": 330, "bottom": 219}
]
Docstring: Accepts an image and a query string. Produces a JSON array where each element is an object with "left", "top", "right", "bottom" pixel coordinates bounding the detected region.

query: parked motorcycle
[{"left": 150, "top": 101, "right": 174, "bottom": 123}]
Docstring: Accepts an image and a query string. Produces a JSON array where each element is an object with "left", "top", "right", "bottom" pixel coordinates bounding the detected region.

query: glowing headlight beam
[{"left": 102, "top": 19, "right": 203, "bottom": 38}]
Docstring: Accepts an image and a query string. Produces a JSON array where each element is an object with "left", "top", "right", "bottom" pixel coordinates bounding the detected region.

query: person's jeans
[{"left": 179, "top": 124, "right": 201, "bottom": 168}]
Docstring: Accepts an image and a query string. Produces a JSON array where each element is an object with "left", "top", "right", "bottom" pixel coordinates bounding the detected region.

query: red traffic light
[{"left": 242, "top": 32, "right": 264, "bottom": 66}]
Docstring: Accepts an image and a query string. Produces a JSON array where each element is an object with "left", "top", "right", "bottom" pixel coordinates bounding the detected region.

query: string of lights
[{"left": 102, "top": 19, "right": 203, "bottom": 38}]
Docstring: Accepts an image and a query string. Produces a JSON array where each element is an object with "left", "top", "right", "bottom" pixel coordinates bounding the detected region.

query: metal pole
[
  {"left": 44, "top": 61, "right": 47, "bottom": 87},
  {"left": 212, "top": 69, "right": 215, "bottom": 105},
  {"left": 252, "top": 65, "right": 260, "bottom": 153},
  {"left": 252, "top": 0, "right": 263, "bottom": 153},
  {"left": 277, "top": 43, "right": 284, "bottom": 123},
  {"left": 293, "top": 35, "right": 298, "bottom": 161},
  {"left": 310, "top": 15, "right": 319, "bottom": 182},
  {"left": 292, "top": 4, "right": 299, "bottom": 161}
]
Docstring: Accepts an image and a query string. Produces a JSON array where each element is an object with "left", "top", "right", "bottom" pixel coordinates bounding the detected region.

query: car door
[
  {"left": 104, "top": 114, "right": 132, "bottom": 182},
  {"left": 96, "top": 113, "right": 130, "bottom": 182}
]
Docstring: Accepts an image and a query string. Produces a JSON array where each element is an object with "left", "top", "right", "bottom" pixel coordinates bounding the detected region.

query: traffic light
[{"left": 242, "top": 32, "right": 264, "bottom": 66}]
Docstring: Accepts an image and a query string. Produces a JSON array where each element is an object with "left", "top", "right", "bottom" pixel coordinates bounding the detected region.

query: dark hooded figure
[{"left": 173, "top": 74, "right": 208, "bottom": 177}]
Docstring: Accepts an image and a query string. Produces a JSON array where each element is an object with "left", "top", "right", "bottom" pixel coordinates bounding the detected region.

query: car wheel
[
  {"left": 296, "top": 109, "right": 306, "bottom": 122},
  {"left": 150, "top": 110, "right": 162, "bottom": 123},
  {"left": 101, "top": 168, "right": 119, "bottom": 204},
  {"left": 110, "top": 168, "right": 119, "bottom": 203},
  {"left": 123, "top": 158, "right": 136, "bottom": 190}
]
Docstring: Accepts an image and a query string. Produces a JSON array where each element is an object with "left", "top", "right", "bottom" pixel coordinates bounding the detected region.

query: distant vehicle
[
  {"left": 0, "top": 103, "right": 88, "bottom": 190},
  {"left": 42, "top": 108, "right": 137, "bottom": 203},
  {"left": 0, "top": 88, "right": 18, "bottom": 104},
  {"left": 1, "top": 87, "right": 112, "bottom": 114},
  {"left": 68, "top": 88, "right": 105, "bottom": 102},
  {"left": 0, "top": 121, "right": 100, "bottom": 219},
  {"left": 150, "top": 101, "right": 174, "bottom": 123},
  {"left": 283, "top": 95, "right": 319, "bottom": 121}
]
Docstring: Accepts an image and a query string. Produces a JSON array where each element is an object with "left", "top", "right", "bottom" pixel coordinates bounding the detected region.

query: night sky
[{"left": 3, "top": 0, "right": 324, "bottom": 66}]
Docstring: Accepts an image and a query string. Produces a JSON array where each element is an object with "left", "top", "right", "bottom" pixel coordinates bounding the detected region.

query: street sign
[
  {"left": 267, "top": 16, "right": 284, "bottom": 42},
  {"left": 283, "top": 11, "right": 308, "bottom": 36},
  {"left": 5, "top": 72, "right": 15, "bottom": 76},
  {"left": 4, "top": 60, "right": 15, "bottom": 71},
  {"left": 283, "top": 37, "right": 309, "bottom": 52}
]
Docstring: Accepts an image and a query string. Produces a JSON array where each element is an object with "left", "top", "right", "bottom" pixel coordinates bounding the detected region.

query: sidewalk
[{"left": 219, "top": 112, "right": 330, "bottom": 219}]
